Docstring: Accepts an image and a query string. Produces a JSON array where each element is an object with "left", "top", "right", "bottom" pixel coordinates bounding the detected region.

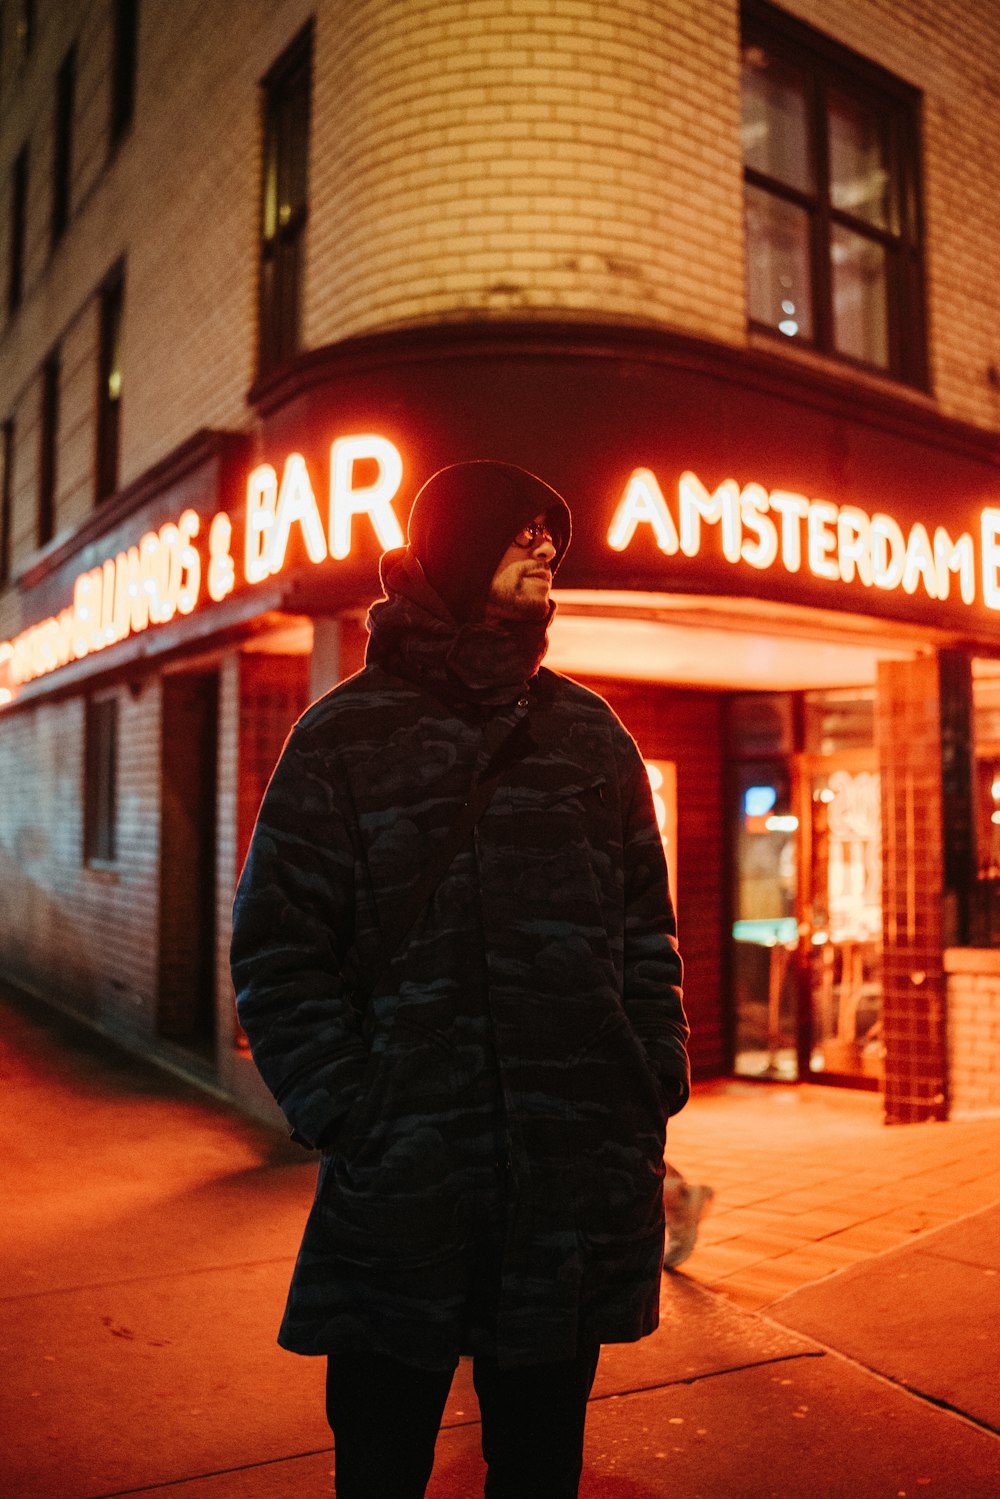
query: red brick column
[{"left": 876, "top": 656, "right": 948, "bottom": 1123}]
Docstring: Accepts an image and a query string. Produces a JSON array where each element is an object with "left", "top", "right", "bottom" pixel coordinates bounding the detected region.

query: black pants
[{"left": 326, "top": 1343, "right": 601, "bottom": 1498}]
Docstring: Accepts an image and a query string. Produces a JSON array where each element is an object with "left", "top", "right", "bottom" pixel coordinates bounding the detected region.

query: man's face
[{"left": 484, "top": 514, "right": 558, "bottom": 622}]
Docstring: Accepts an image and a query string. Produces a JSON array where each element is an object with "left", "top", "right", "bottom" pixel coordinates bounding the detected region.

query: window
[
  {"left": 257, "top": 24, "right": 312, "bottom": 378},
  {"left": 96, "top": 266, "right": 123, "bottom": 502},
  {"left": 8, "top": 144, "right": 27, "bottom": 315},
  {"left": 84, "top": 695, "right": 118, "bottom": 864},
  {"left": 38, "top": 350, "right": 59, "bottom": 546},
  {"left": 52, "top": 45, "right": 75, "bottom": 248},
  {"left": 741, "top": 1, "right": 926, "bottom": 385},
  {"left": 15, "top": 0, "right": 32, "bottom": 66},
  {"left": 110, "top": 0, "right": 138, "bottom": 148},
  {"left": 0, "top": 419, "right": 13, "bottom": 586}
]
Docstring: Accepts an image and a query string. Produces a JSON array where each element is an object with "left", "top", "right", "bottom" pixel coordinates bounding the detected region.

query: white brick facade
[
  {"left": 945, "top": 949, "right": 1000, "bottom": 1118},
  {"left": 2, "top": 0, "right": 1000, "bottom": 587},
  {"left": 2, "top": 1, "right": 1000, "bottom": 1110}
]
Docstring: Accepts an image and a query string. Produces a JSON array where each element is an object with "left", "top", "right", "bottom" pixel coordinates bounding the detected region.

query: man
[{"left": 231, "top": 460, "right": 690, "bottom": 1498}]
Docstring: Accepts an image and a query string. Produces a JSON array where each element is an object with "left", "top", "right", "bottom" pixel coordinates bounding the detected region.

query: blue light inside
[{"left": 745, "top": 785, "right": 777, "bottom": 817}]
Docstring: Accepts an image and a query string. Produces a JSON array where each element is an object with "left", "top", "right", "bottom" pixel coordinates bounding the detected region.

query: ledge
[{"left": 944, "top": 947, "right": 1000, "bottom": 976}]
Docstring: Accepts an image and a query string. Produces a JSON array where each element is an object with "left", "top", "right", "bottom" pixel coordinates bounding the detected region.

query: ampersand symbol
[{"left": 208, "top": 513, "right": 236, "bottom": 602}]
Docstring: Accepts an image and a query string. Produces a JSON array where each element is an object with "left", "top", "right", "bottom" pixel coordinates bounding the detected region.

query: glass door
[
  {"left": 804, "top": 753, "right": 884, "bottom": 1081},
  {"left": 732, "top": 758, "right": 800, "bottom": 1079},
  {"left": 730, "top": 689, "right": 882, "bottom": 1086}
]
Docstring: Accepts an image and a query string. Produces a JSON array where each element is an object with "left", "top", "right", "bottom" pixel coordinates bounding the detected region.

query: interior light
[
  {"left": 992, "top": 810, "right": 1000, "bottom": 826},
  {"left": 777, "top": 319, "right": 799, "bottom": 337},
  {"left": 991, "top": 778, "right": 1000, "bottom": 800},
  {"left": 765, "top": 814, "right": 799, "bottom": 832},
  {"left": 745, "top": 785, "right": 777, "bottom": 817}
]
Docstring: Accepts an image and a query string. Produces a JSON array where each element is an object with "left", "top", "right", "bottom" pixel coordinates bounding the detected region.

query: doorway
[
  {"left": 158, "top": 670, "right": 219, "bottom": 1056},
  {"left": 730, "top": 689, "right": 884, "bottom": 1087}
]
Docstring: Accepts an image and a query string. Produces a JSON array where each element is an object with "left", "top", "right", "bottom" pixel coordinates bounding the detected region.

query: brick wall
[
  {"left": 579, "top": 676, "right": 728, "bottom": 1080},
  {"left": 308, "top": 0, "right": 746, "bottom": 347},
  {"left": 0, "top": 678, "right": 161, "bottom": 1041},
  {"left": 945, "top": 949, "right": 1000, "bottom": 1118},
  {"left": 3, "top": 0, "right": 1000, "bottom": 587},
  {"left": 214, "top": 651, "right": 241, "bottom": 1051}
]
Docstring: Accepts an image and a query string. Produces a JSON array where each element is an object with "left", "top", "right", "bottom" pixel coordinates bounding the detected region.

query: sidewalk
[
  {"left": 1, "top": 983, "right": 998, "bottom": 1498},
  {"left": 664, "top": 1078, "right": 1000, "bottom": 1311}
]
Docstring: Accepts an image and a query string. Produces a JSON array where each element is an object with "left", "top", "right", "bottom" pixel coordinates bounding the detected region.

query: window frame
[
  {"left": 95, "top": 264, "right": 124, "bottom": 504},
  {"left": 257, "top": 22, "right": 313, "bottom": 379},
  {"left": 51, "top": 43, "right": 76, "bottom": 249},
  {"left": 84, "top": 693, "right": 119, "bottom": 867},
  {"left": 741, "top": 0, "right": 927, "bottom": 388}
]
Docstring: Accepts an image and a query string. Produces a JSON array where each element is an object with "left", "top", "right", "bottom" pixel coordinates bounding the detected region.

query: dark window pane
[
  {"left": 729, "top": 693, "right": 795, "bottom": 757},
  {"left": 0, "top": 420, "right": 13, "bottom": 586},
  {"left": 745, "top": 183, "right": 814, "bottom": 341},
  {"left": 828, "top": 89, "right": 892, "bottom": 230},
  {"left": 16, "top": 0, "right": 33, "bottom": 64},
  {"left": 38, "top": 352, "right": 59, "bottom": 546},
  {"left": 804, "top": 690, "right": 875, "bottom": 755},
  {"left": 831, "top": 224, "right": 888, "bottom": 367},
  {"left": 85, "top": 696, "right": 118, "bottom": 865},
  {"left": 8, "top": 145, "right": 28, "bottom": 314},
  {"left": 52, "top": 46, "right": 76, "bottom": 247},
  {"left": 110, "top": 0, "right": 138, "bottom": 146},
  {"left": 257, "top": 25, "right": 311, "bottom": 377},
  {"left": 741, "top": 42, "right": 813, "bottom": 193}
]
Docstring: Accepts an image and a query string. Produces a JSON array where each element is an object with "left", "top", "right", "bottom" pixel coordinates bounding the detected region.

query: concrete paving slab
[
  {"left": 0, "top": 1259, "right": 812, "bottom": 1498},
  {"left": 0, "top": 1260, "right": 331, "bottom": 1499},
  {"left": 770, "top": 1204, "right": 1000, "bottom": 1434},
  {"left": 89, "top": 1349, "right": 1000, "bottom": 1499},
  {"left": 572, "top": 1356, "right": 1000, "bottom": 1499},
  {"left": 592, "top": 1273, "right": 815, "bottom": 1398}
]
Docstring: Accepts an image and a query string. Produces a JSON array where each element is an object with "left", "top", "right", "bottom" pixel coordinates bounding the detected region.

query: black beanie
[{"left": 406, "top": 461, "right": 572, "bottom": 622}]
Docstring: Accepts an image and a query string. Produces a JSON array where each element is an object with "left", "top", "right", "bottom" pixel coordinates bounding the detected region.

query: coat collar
[{"left": 366, "top": 547, "right": 554, "bottom": 711}]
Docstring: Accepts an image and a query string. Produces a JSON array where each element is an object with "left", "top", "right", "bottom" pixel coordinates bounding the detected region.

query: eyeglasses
[{"left": 512, "top": 521, "right": 558, "bottom": 549}]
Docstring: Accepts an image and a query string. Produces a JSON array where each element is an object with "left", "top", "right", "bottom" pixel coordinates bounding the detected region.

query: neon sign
[
  {"left": 5, "top": 448, "right": 1000, "bottom": 705},
  {"left": 2, "top": 435, "right": 404, "bottom": 693},
  {"left": 608, "top": 468, "right": 1000, "bottom": 609},
  {"left": 243, "top": 435, "right": 403, "bottom": 583}
]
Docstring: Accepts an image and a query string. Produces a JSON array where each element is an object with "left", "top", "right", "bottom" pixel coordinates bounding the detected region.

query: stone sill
[{"left": 944, "top": 948, "right": 1000, "bottom": 976}]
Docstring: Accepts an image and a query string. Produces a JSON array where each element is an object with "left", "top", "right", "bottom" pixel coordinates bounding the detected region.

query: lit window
[
  {"left": 257, "top": 24, "right": 312, "bottom": 378},
  {"left": 741, "top": 1, "right": 926, "bottom": 385},
  {"left": 84, "top": 695, "right": 118, "bottom": 865},
  {"left": 96, "top": 266, "right": 124, "bottom": 503}
]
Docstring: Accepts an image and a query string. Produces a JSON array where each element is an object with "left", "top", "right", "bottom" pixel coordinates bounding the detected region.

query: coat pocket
[
  {"left": 565, "top": 1007, "right": 667, "bottom": 1244},
  {"left": 315, "top": 1015, "right": 468, "bottom": 1267}
]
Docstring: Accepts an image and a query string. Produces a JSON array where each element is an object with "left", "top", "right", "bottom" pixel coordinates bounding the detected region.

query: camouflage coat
[{"left": 231, "top": 551, "right": 689, "bottom": 1370}]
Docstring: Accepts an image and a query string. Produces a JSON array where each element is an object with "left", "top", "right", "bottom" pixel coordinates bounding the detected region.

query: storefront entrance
[{"left": 731, "top": 692, "right": 883, "bottom": 1087}]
